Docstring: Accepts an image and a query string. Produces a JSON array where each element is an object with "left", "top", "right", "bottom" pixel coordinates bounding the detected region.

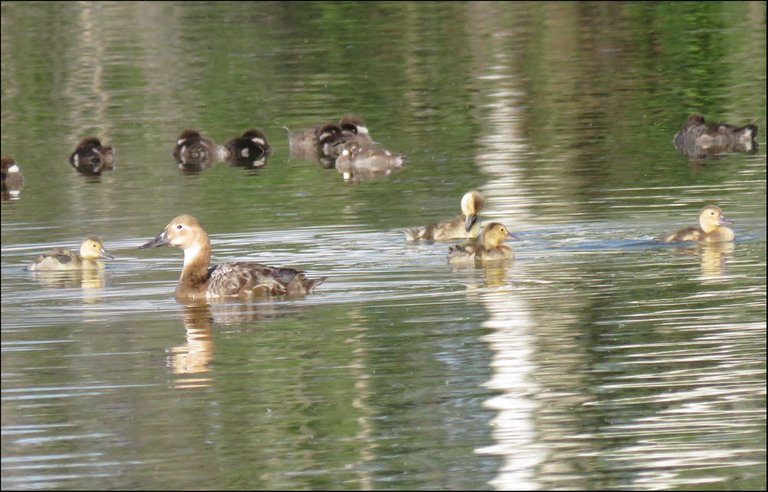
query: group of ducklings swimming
[
  {"left": 25, "top": 193, "right": 735, "bottom": 301},
  {"left": 14, "top": 112, "right": 753, "bottom": 301}
]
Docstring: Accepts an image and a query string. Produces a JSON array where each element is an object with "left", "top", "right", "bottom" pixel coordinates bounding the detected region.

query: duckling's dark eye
[{"left": 176, "top": 224, "right": 183, "bottom": 229}]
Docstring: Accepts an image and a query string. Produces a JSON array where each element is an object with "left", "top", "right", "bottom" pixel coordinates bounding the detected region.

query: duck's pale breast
[
  {"left": 703, "top": 226, "right": 735, "bottom": 243},
  {"left": 476, "top": 245, "right": 514, "bottom": 262}
]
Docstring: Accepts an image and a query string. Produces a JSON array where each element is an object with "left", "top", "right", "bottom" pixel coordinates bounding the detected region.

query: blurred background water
[{"left": 1, "top": 1, "right": 765, "bottom": 490}]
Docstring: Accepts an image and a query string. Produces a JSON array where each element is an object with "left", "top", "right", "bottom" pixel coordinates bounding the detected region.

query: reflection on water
[
  {"left": 171, "top": 304, "right": 214, "bottom": 389},
  {"left": 665, "top": 241, "right": 736, "bottom": 279},
  {"left": 1, "top": 1, "right": 765, "bottom": 490}
]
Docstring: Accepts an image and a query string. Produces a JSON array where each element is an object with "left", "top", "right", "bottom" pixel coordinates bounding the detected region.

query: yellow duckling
[
  {"left": 139, "top": 215, "right": 327, "bottom": 300},
  {"left": 27, "top": 237, "right": 114, "bottom": 271},
  {"left": 405, "top": 190, "right": 485, "bottom": 241},
  {"left": 448, "top": 222, "right": 518, "bottom": 265},
  {"left": 660, "top": 205, "right": 734, "bottom": 243}
]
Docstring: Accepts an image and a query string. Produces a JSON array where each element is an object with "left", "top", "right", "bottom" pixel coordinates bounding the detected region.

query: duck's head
[
  {"left": 315, "top": 123, "right": 343, "bottom": 144},
  {"left": 76, "top": 137, "right": 103, "bottom": 149},
  {"left": 461, "top": 190, "right": 485, "bottom": 231},
  {"left": 339, "top": 115, "right": 369, "bottom": 136},
  {"left": 1, "top": 156, "right": 20, "bottom": 177},
  {"left": 177, "top": 129, "right": 203, "bottom": 146},
  {"left": 686, "top": 113, "right": 706, "bottom": 125},
  {"left": 698, "top": 205, "right": 732, "bottom": 233},
  {"left": 241, "top": 128, "right": 268, "bottom": 146},
  {"left": 79, "top": 236, "right": 114, "bottom": 260},
  {"left": 481, "top": 222, "right": 518, "bottom": 248},
  {"left": 140, "top": 214, "right": 210, "bottom": 252}
]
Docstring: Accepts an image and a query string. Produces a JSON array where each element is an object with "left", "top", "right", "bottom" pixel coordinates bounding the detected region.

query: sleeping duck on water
[
  {"left": 69, "top": 137, "right": 115, "bottom": 174},
  {"left": 673, "top": 113, "right": 757, "bottom": 158},
  {"left": 335, "top": 140, "right": 404, "bottom": 182},
  {"left": 448, "top": 222, "right": 518, "bottom": 265},
  {"left": 173, "top": 129, "right": 216, "bottom": 169},
  {"left": 218, "top": 128, "right": 271, "bottom": 167},
  {"left": 27, "top": 237, "right": 114, "bottom": 271},
  {"left": 660, "top": 205, "right": 734, "bottom": 243},
  {"left": 405, "top": 191, "right": 485, "bottom": 241},
  {"left": 139, "top": 215, "right": 327, "bottom": 300}
]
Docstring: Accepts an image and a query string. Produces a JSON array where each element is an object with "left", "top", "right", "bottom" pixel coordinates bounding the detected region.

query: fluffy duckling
[
  {"left": 173, "top": 129, "right": 216, "bottom": 169},
  {"left": 218, "top": 128, "right": 271, "bottom": 167},
  {"left": 339, "top": 114, "right": 374, "bottom": 145},
  {"left": 1, "top": 156, "right": 24, "bottom": 196},
  {"left": 139, "top": 215, "right": 327, "bottom": 300},
  {"left": 660, "top": 205, "right": 734, "bottom": 243},
  {"left": 27, "top": 237, "right": 114, "bottom": 271},
  {"left": 69, "top": 137, "right": 115, "bottom": 174},
  {"left": 405, "top": 190, "right": 485, "bottom": 241},
  {"left": 335, "top": 140, "right": 404, "bottom": 182},
  {"left": 673, "top": 113, "right": 758, "bottom": 157},
  {"left": 448, "top": 222, "right": 517, "bottom": 265}
]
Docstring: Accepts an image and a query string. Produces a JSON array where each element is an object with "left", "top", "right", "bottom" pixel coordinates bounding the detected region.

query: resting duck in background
[
  {"left": 338, "top": 114, "right": 374, "bottom": 145},
  {"left": 405, "top": 190, "right": 485, "bottom": 241},
  {"left": 69, "top": 137, "right": 115, "bottom": 175},
  {"left": 673, "top": 113, "right": 758, "bottom": 158},
  {"left": 27, "top": 237, "right": 114, "bottom": 271},
  {"left": 1, "top": 156, "right": 24, "bottom": 198},
  {"left": 660, "top": 204, "right": 734, "bottom": 243},
  {"left": 218, "top": 128, "right": 271, "bottom": 167},
  {"left": 284, "top": 114, "right": 376, "bottom": 165},
  {"left": 335, "top": 140, "right": 404, "bottom": 182},
  {"left": 139, "top": 214, "right": 327, "bottom": 300},
  {"left": 448, "top": 222, "right": 518, "bottom": 265},
  {"left": 173, "top": 129, "right": 216, "bottom": 170}
]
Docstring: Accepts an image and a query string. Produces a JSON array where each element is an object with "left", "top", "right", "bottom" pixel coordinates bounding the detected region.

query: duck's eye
[{"left": 176, "top": 224, "right": 183, "bottom": 229}]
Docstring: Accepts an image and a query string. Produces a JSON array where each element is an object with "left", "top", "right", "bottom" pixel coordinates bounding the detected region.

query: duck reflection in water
[
  {"left": 171, "top": 300, "right": 309, "bottom": 389},
  {"left": 171, "top": 304, "right": 216, "bottom": 389},
  {"left": 673, "top": 113, "right": 758, "bottom": 162},
  {"left": 666, "top": 242, "right": 735, "bottom": 279}
]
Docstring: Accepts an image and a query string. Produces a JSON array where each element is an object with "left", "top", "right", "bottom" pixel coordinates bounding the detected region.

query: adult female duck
[
  {"left": 140, "top": 215, "right": 326, "bottom": 300},
  {"left": 405, "top": 190, "right": 485, "bottom": 241}
]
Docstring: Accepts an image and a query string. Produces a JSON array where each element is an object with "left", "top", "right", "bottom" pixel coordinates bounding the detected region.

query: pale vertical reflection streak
[{"left": 466, "top": 4, "right": 544, "bottom": 489}]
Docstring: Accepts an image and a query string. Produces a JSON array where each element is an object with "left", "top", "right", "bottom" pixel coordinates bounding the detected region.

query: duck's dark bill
[{"left": 139, "top": 231, "right": 169, "bottom": 249}]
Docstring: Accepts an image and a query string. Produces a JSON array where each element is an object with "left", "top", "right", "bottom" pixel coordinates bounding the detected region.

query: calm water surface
[{"left": 2, "top": 1, "right": 766, "bottom": 490}]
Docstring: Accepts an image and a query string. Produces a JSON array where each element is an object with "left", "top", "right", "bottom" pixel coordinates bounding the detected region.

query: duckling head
[
  {"left": 77, "top": 137, "right": 103, "bottom": 149},
  {"left": 315, "top": 123, "right": 342, "bottom": 144},
  {"left": 241, "top": 128, "right": 268, "bottom": 146},
  {"left": 1, "top": 156, "right": 21, "bottom": 177},
  {"left": 480, "top": 222, "right": 513, "bottom": 248},
  {"left": 698, "top": 205, "right": 732, "bottom": 233},
  {"left": 685, "top": 113, "right": 706, "bottom": 127},
  {"left": 176, "top": 129, "right": 205, "bottom": 148},
  {"left": 339, "top": 114, "right": 369, "bottom": 136},
  {"left": 80, "top": 236, "right": 114, "bottom": 260},
  {"left": 461, "top": 190, "right": 485, "bottom": 232}
]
